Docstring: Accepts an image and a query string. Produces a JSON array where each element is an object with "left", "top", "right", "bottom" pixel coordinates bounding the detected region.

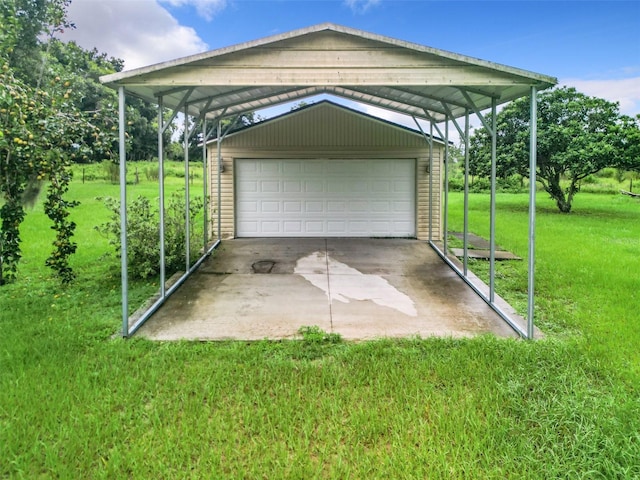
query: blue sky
[{"left": 62, "top": 0, "right": 640, "bottom": 117}]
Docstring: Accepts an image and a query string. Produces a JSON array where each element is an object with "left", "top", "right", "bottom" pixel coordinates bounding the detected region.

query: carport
[{"left": 100, "top": 23, "right": 557, "bottom": 339}]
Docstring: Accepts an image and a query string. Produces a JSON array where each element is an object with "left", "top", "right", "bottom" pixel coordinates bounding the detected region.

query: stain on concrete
[
  {"left": 252, "top": 260, "right": 276, "bottom": 273},
  {"left": 295, "top": 251, "right": 418, "bottom": 317}
]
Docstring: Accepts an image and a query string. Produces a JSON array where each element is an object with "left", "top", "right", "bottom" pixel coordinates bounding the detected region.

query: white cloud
[
  {"left": 160, "top": 0, "right": 228, "bottom": 21},
  {"left": 560, "top": 77, "right": 640, "bottom": 116},
  {"left": 359, "top": 104, "right": 469, "bottom": 145},
  {"left": 361, "top": 104, "right": 419, "bottom": 126},
  {"left": 344, "top": 0, "right": 381, "bottom": 14},
  {"left": 58, "top": 0, "right": 209, "bottom": 70}
]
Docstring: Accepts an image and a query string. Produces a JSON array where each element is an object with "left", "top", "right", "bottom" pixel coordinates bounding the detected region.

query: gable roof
[
  {"left": 212, "top": 100, "right": 445, "bottom": 145},
  {"left": 101, "top": 23, "right": 556, "bottom": 123}
]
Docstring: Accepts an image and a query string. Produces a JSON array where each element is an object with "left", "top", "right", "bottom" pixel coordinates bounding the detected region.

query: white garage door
[{"left": 236, "top": 159, "right": 415, "bottom": 237}]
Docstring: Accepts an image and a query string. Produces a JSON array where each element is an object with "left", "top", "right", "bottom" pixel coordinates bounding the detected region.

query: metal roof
[{"left": 100, "top": 23, "right": 557, "bottom": 123}]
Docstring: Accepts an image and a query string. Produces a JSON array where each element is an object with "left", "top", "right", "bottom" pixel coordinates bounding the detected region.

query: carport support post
[
  {"left": 443, "top": 117, "right": 449, "bottom": 256},
  {"left": 202, "top": 119, "right": 208, "bottom": 249},
  {"left": 489, "top": 98, "right": 497, "bottom": 302},
  {"left": 118, "top": 87, "right": 128, "bottom": 337},
  {"left": 158, "top": 96, "right": 166, "bottom": 297},
  {"left": 463, "top": 110, "right": 470, "bottom": 276},
  {"left": 184, "top": 105, "right": 191, "bottom": 272},
  {"left": 216, "top": 119, "right": 222, "bottom": 240},
  {"left": 429, "top": 122, "right": 434, "bottom": 242},
  {"left": 528, "top": 87, "right": 538, "bottom": 339}
]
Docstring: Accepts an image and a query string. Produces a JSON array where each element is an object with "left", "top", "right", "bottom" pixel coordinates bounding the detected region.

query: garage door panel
[
  {"left": 348, "top": 200, "right": 368, "bottom": 212},
  {"left": 372, "top": 162, "right": 393, "bottom": 175},
  {"left": 305, "top": 180, "right": 324, "bottom": 193},
  {"left": 394, "top": 221, "right": 413, "bottom": 231},
  {"left": 238, "top": 160, "right": 259, "bottom": 174},
  {"left": 284, "top": 201, "right": 302, "bottom": 213},
  {"left": 305, "top": 221, "right": 324, "bottom": 233},
  {"left": 304, "top": 162, "right": 324, "bottom": 174},
  {"left": 371, "top": 201, "right": 390, "bottom": 213},
  {"left": 237, "top": 201, "right": 258, "bottom": 213},
  {"left": 283, "top": 221, "right": 302, "bottom": 233},
  {"left": 238, "top": 221, "right": 258, "bottom": 234},
  {"left": 236, "top": 159, "right": 415, "bottom": 237},
  {"left": 327, "top": 221, "right": 347, "bottom": 234},
  {"left": 327, "top": 201, "right": 346, "bottom": 213},
  {"left": 305, "top": 201, "right": 323, "bottom": 213},
  {"left": 238, "top": 180, "right": 258, "bottom": 193},
  {"left": 394, "top": 180, "right": 412, "bottom": 192},
  {"left": 349, "top": 221, "right": 368, "bottom": 233},
  {"left": 261, "top": 201, "right": 280, "bottom": 213},
  {"left": 260, "top": 180, "right": 280, "bottom": 193},
  {"left": 328, "top": 180, "right": 348, "bottom": 193},
  {"left": 283, "top": 180, "right": 302, "bottom": 193},
  {"left": 261, "top": 221, "right": 280, "bottom": 233},
  {"left": 260, "top": 162, "right": 280, "bottom": 174},
  {"left": 352, "top": 180, "right": 368, "bottom": 193},
  {"left": 282, "top": 161, "right": 302, "bottom": 174},
  {"left": 372, "top": 181, "right": 391, "bottom": 193},
  {"left": 394, "top": 201, "right": 412, "bottom": 213}
]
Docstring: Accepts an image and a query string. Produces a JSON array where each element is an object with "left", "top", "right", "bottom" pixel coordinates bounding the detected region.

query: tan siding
[
  {"left": 224, "top": 103, "right": 427, "bottom": 149},
  {"left": 208, "top": 103, "right": 444, "bottom": 240}
]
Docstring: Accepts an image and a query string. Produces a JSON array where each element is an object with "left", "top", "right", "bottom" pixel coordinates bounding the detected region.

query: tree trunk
[
  {"left": 544, "top": 177, "right": 573, "bottom": 213},
  {"left": 554, "top": 195, "right": 572, "bottom": 213}
]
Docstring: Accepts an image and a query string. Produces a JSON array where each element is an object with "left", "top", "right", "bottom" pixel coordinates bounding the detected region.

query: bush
[
  {"left": 144, "top": 165, "right": 167, "bottom": 181},
  {"left": 449, "top": 175, "right": 528, "bottom": 193},
  {"left": 103, "top": 161, "right": 119, "bottom": 184},
  {"left": 596, "top": 168, "right": 615, "bottom": 179},
  {"left": 95, "top": 190, "right": 204, "bottom": 279}
]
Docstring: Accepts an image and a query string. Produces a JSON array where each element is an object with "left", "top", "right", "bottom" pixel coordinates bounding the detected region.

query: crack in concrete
[{"left": 324, "top": 239, "right": 334, "bottom": 332}]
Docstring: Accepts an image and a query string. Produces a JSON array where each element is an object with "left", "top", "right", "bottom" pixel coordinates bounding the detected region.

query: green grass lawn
[
  {"left": 1, "top": 170, "right": 639, "bottom": 478},
  {"left": 447, "top": 193, "right": 640, "bottom": 381}
]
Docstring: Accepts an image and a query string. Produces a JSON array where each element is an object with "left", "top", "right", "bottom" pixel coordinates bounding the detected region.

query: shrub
[
  {"left": 144, "top": 165, "right": 167, "bottom": 181},
  {"left": 597, "top": 168, "right": 615, "bottom": 179},
  {"left": 95, "top": 190, "right": 204, "bottom": 279},
  {"left": 449, "top": 175, "right": 528, "bottom": 194},
  {"left": 103, "top": 161, "right": 119, "bottom": 184}
]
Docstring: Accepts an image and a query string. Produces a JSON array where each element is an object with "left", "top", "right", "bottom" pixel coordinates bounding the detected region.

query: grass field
[{"left": 1, "top": 165, "right": 639, "bottom": 478}]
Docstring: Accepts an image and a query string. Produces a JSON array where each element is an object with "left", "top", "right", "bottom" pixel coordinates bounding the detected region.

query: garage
[
  {"left": 210, "top": 101, "right": 440, "bottom": 240},
  {"left": 235, "top": 158, "right": 416, "bottom": 237}
]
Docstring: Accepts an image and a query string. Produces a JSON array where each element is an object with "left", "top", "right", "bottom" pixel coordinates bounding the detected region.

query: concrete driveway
[{"left": 137, "top": 238, "right": 522, "bottom": 341}]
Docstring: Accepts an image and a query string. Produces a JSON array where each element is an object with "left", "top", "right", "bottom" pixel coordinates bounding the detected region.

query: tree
[
  {"left": 469, "top": 87, "right": 640, "bottom": 212},
  {"left": 8, "top": 0, "right": 74, "bottom": 86},
  {"left": 171, "top": 111, "right": 261, "bottom": 162},
  {"left": 0, "top": 0, "right": 113, "bottom": 284}
]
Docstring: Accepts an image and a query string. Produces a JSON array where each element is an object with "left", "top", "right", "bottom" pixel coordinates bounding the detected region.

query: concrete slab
[
  {"left": 451, "top": 231, "right": 498, "bottom": 250},
  {"left": 136, "top": 238, "right": 523, "bottom": 341}
]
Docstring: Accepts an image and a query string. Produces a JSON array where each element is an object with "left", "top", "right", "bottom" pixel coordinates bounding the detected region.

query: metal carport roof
[
  {"left": 100, "top": 23, "right": 556, "bottom": 123},
  {"left": 101, "top": 23, "right": 557, "bottom": 340}
]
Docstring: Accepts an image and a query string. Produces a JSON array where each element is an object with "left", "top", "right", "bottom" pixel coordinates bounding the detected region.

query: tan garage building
[{"left": 208, "top": 101, "right": 443, "bottom": 240}]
